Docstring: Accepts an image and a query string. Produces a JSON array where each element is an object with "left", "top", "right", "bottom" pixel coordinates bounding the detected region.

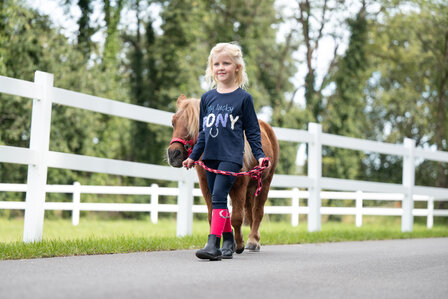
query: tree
[
  {"left": 286, "top": 0, "right": 348, "bottom": 123},
  {"left": 102, "top": 0, "right": 124, "bottom": 69},
  {"left": 323, "top": 1, "right": 370, "bottom": 180},
  {"left": 365, "top": 0, "right": 448, "bottom": 188},
  {"left": 276, "top": 0, "right": 352, "bottom": 175},
  {"left": 0, "top": 0, "right": 134, "bottom": 217},
  {"left": 123, "top": 0, "right": 170, "bottom": 165},
  {"left": 76, "top": 0, "right": 95, "bottom": 60}
]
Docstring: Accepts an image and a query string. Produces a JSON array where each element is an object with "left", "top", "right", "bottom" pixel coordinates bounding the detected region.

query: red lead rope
[{"left": 193, "top": 157, "right": 270, "bottom": 197}]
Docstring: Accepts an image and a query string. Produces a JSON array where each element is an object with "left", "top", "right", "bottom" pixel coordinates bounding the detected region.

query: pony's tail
[{"left": 242, "top": 135, "right": 256, "bottom": 172}]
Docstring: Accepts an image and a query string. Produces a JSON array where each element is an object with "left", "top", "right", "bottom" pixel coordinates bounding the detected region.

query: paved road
[{"left": 1, "top": 238, "right": 447, "bottom": 299}]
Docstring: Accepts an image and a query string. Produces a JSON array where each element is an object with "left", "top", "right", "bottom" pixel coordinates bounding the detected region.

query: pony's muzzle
[{"left": 167, "top": 147, "right": 185, "bottom": 168}]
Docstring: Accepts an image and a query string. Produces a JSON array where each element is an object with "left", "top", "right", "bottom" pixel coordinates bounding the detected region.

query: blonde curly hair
[{"left": 205, "top": 42, "right": 249, "bottom": 90}]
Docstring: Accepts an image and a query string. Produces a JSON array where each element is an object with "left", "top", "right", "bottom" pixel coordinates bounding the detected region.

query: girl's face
[{"left": 212, "top": 52, "right": 240, "bottom": 86}]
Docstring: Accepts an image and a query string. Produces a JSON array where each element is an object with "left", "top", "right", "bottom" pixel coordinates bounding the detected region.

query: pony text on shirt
[{"left": 204, "top": 104, "right": 239, "bottom": 137}]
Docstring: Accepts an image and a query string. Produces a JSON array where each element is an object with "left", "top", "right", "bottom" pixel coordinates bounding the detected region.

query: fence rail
[
  {"left": 1, "top": 71, "right": 448, "bottom": 243},
  {"left": 1, "top": 183, "right": 447, "bottom": 229}
]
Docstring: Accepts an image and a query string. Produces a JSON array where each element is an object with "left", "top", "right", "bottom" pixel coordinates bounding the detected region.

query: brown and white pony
[{"left": 167, "top": 95, "right": 279, "bottom": 252}]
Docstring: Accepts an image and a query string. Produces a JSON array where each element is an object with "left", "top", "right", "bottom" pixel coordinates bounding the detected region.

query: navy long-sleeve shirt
[{"left": 189, "top": 88, "right": 265, "bottom": 166}]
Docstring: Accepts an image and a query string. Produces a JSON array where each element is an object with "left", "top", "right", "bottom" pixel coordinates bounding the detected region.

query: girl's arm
[{"left": 242, "top": 95, "right": 265, "bottom": 162}]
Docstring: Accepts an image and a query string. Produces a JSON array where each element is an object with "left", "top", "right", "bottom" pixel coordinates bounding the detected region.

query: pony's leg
[
  {"left": 244, "top": 183, "right": 257, "bottom": 231},
  {"left": 246, "top": 181, "right": 271, "bottom": 252},
  {"left": 229, "top": 178, "right": 247, "bottom": 254},
  {"left": 196, "top": 166, "right": 212, "bottom": 225}
]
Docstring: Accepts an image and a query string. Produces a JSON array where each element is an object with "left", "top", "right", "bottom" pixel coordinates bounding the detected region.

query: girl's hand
[
  {"left": 182, "top": 158, "right": 195, "bottom": 170},
  {"left": 258, "top": 157, "right": 271, "bottom": 169}
]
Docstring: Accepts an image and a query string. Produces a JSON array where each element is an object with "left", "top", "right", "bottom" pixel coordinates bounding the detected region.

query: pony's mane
[
  {"left": 177, "top": 97, "right": 255, "bottom": 170},
  {"left": 178, "top": 98, "right": 200, "bottom": 139}
]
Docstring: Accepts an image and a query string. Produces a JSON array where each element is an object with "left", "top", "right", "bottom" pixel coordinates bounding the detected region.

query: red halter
[{"left": 170, "top": 136, "right": 197, "bottom": 157}]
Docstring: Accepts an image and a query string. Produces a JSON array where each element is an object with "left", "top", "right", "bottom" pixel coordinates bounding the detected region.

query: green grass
[{"left": 1, "top": 217, "right": 447, "bottom": 260}]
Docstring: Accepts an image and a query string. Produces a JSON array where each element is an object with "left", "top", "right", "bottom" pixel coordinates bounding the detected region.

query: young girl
[{"left": 183, "top": 42, "right": 270, "bottom": 261}]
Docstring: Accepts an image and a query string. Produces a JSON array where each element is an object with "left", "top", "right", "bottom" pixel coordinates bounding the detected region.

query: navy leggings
[{"left": 203, "top": 160, "right": 241, "bottom": 209}]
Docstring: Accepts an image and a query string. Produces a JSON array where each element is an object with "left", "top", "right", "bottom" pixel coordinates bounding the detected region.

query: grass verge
[{"left": 1, "top": 218, "right": 447, "bottom": 260}]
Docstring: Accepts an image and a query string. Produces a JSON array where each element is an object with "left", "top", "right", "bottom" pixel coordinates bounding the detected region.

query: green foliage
[
  {"left": 76, "top": 0, "right": 95, "bottom": 60},
  {"left": 323, "top": 5, "right": 370, "bottom": 180},
  {"left": 0, "top": 0, "right": 132, "bottom": 212},
  {"left": 102, "top": 0, "right": 124, "bottom": 69},
  {"left": 365, "top": 0, "right": 448, "bottom": 186}
]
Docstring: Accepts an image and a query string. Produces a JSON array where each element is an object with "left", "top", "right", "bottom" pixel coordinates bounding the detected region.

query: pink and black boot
[
  {"left": 220, "top": 210, "right": 236, "bottom": 258},
  {"left": 195, "top": 234, "right": 222, "bottom": 261}
]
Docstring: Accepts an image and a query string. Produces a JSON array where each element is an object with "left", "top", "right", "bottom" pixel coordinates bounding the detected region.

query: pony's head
[{"left": 166, "top": 95, "right": 200, "bottom": 167}]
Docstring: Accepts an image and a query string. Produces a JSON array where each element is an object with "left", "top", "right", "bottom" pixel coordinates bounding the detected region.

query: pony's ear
[{"left": 177, "top": 94, "right": 187, "bottom": 107}]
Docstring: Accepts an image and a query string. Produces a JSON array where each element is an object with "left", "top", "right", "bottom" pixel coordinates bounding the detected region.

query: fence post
[
  {"left": 177, "top": 169, "right": 194, "bottom": 237},
  {"left": 355, "top": 190, "right": 363, "bottom": 227},
  {"left": 308, "top": 123, "right": 322, "bottom": 232},
  {"left": 291, "top": 188, "right": 299, "bottom": 227},
  {"left": 23, "top": 71, "right": 54, "bottom": 243},
  {"left": 402, "top": 138, "right": 415, "bottom": 232},
  {"left": 72, "top": 182, "right": 81, "bottom": 226},
  {"left": 427, "top": 197, "right": 434, "bottom": 229},
  {"left": 150, "top": 183, "right": 159, "bottom": 224}
]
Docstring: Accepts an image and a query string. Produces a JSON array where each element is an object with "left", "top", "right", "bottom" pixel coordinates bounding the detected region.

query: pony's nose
[
  {"left": 167, "top": 148, "right": 184, "bottom": 168},
  {"left": 171, "top": 149, "right": 181, "bottom": 159}
]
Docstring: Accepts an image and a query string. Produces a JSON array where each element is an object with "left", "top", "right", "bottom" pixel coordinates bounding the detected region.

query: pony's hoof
[
  {"left": 245, "top": 242, "right": 260, "bottom": 252},
  {"left": 235, "top": 246, "right": 245, "bottom": 254}
]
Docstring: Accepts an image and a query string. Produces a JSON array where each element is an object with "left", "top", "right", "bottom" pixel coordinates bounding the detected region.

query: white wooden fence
[
  {"left": 1, "top": 182, "right": 445, "bottom": 229},
  {"left": 1, "top": 71, "right": 448, "bottom": 243}
]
